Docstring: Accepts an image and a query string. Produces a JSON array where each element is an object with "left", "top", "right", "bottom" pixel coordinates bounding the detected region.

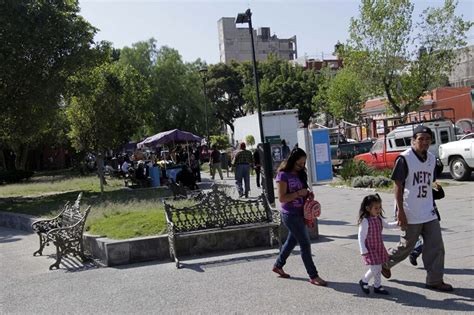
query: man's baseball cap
[{"left": 413, "top": 125, "right": 433, "bottom": 138}]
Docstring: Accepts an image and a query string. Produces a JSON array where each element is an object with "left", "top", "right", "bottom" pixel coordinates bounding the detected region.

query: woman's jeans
[{"left": 275, "top": 212, "right": 318, "bottom": 279}]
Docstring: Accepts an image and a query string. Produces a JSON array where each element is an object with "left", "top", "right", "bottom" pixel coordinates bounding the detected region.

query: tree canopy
[
  {"left": 0, "top": 0, "right": 97, "bottom": 168},
  {"left": 346, "top": 0, "right": 472, "bottom": 117}
]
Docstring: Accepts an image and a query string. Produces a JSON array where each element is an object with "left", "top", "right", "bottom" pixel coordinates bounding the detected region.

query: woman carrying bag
[{"left": 272, "top": 148, "right": 327, "bottom": 286}]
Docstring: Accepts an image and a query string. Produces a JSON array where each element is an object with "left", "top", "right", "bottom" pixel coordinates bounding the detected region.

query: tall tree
[
  {"left": 346, "top": 0, "right": 472, "bottom": 118},
  {"left": 66, "top": 62, "right": 150, "bottom": 192},
  {"left": 0, "top": 0, "right": 96, "bottom": 169},
  {"left": 205, "top": 62, "right": 247, "bottom": 133},
  {"left": 327, "top": 68, "right": 366, "bottom": 122}
]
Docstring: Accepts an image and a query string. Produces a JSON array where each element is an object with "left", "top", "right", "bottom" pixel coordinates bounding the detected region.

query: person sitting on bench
[{"left": 176, "top": 165, "right": 198, "bottom": 190}]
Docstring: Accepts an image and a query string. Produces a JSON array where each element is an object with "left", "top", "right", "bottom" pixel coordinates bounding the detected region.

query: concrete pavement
[{"left": 1, "top": 171, "right": 473, "bottom": 314}]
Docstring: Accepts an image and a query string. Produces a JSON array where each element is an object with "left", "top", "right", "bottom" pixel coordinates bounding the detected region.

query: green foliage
[
  {"left": 210, "top": 135, "right": 230, "bottom": 150},
  {"left": 327, "top": 68, "right": 366, "bottom": 122},
  {"left": 206, "top": 62, "right": 247, "bottom": 133},
  {"left": 0, "top": 0, "right": 97, "bottom": 169},
  {"left": 346, "top": 0, "right": 472, "bottom": 118},
  {"left": 0, "top": 170, "right": 34, "bottom": 184},
  {"left": 351, "top": 175, "right": 391, "bottom": 188},
  {"left": 339, "top": 159, "right": 374, "bottom": 180},
  {"left": 66, "top": 62, "right": 150, "bottom": 153},
  {"left": 245, "top": 135, "right": 256, "bottom": 148}
]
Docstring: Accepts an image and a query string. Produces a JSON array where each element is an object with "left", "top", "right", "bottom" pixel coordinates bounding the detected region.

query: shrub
[
  {"left": 210, "top": 135, "right": 230, "bottom": 150},
  {"left": 340, "top": 160, "right": 374, "bottom": 180},
  {"left": 351, "top": 175, "right": 391, "bottom": 188},
  {"left": 0, "top": 170, "right": 34, "bottom": 184}
]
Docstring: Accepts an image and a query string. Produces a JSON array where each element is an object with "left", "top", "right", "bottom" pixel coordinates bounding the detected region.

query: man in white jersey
[{"left": 382, "top": 125, "right": 453, "bottom": 292}]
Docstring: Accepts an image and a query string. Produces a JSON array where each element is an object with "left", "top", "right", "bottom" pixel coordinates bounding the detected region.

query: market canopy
[{"left": 137, "top": 129, "right": 202, "bottom": 148}]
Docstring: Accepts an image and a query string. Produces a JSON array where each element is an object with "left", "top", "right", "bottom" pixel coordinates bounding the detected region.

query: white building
[{"left": 218, "top": 17, "right": 297, "bottom": 64}]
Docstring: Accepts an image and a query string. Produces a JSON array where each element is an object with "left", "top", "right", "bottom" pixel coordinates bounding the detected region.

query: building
[
  {"left": 448, "top": 45, "right": 474, "bottom": 88},
  {"left": 361, "top": 87, "right": 474, "bottom": 137},
  {"left": 218, "top": 17, "right": 297, "bottom": 64}
]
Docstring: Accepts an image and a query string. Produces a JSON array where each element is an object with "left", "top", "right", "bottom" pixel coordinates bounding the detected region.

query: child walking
[{"left": 357, "top": 194, "right": 398, "bottom": 295}]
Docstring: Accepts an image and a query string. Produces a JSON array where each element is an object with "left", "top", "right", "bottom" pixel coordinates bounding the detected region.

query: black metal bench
[
  {"left": 31, "top": 193, "right": 83, "bottom": 257},
  {"left": 31, "top": 193, "right": 92, "bottom": 270},
  {"left": 164, "top": 186, "right": 280, "bottom": 268}
]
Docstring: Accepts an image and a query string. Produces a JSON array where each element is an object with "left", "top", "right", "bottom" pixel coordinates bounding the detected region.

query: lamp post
[
  {"left": 199, "top": 66, "right": 210, "bottom": 145},
  {"left": 235, "top": 9, "right": 264, "bottom": 144},
  {"left": 236, "top": 9, "right": 274, "bottom": 203}
]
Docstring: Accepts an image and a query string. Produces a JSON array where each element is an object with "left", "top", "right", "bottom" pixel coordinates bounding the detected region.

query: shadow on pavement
[
  {"left": 328, "top": 280, "right": 474, "bottom": 311},
  {"left": 0, "top": 230, "right": 30, "bottom": 244},
  {"left": 444, "top": 268, "right": 474, "bottom": 276},
  {"left": 179, "top": 251, "right": 279, "bottom": 272},
  {"left": 388, "top": 279, "right": 474, "bottom": 311}
]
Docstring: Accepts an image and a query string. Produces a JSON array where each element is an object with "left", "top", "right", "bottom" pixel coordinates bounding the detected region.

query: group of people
[{"left": 272, "top": 125, "right": 453, "bottom": 294}]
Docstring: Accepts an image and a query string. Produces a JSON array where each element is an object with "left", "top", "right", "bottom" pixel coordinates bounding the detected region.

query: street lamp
[
  {"left": 235, "top": 9, "right": 264, "bottom": 144},
  {"left": 199, "top": 66, "right": 210, "bottom": 144},
  {"left": 236, "top": 9, "right": 274, "bottom": 203}
]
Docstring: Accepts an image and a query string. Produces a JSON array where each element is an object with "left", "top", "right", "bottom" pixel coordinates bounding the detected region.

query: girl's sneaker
[
  {"left": 374, "top": 286, "right": 389, "bottom": 295},
  {"left": 358, "top": 280, "right": 370, "bottom": 294}
]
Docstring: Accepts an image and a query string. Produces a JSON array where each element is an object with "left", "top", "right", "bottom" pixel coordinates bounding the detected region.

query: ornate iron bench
[
  {"left": 164, "top": 186, "right": 280, "bottom": 268},
  {"left": 31, "top": 193, "right": 92, "bottom": 270},
  {"left": 31, "top": 192, "right": 83, "bottom": 256}
]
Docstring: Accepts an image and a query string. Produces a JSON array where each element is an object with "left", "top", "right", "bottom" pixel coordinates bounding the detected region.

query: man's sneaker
[
  {"left": 426, "top": 282, "right": 454, "bottom": 292},
  {"left": 409, "top": 254, "right": 418, "bottom": 266},
  {"left": 272, "top": 266, "right": 290, "bottom": 278},
  {"left": 374, "top": 286, "right": 389, "bottom": 295},
  {"left": 381, "top": 266, "right": 391, "bottom": 279},
  {"left": 358, "top": 280, "right": 370, "bottom": 294}
]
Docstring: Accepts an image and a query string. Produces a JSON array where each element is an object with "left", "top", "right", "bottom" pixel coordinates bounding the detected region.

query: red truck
[{"left": 354, "top": 119, "right": 455, "bottom": 173}]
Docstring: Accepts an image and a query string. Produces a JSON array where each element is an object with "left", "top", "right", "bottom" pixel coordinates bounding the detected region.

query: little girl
[{"left": 357, "top": 194, "right": 398, "bottom": 295}]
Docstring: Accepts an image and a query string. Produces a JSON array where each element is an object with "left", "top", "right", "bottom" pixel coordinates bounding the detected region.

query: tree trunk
[
  {"left": 97, "top": 153, "right": 105, "bottom": 194},
  {"left": 12, "top": 144, "right": 29, "bottom": 170},
  {"left": 0, "top": 148, "right": 6, "bottom": 170}
]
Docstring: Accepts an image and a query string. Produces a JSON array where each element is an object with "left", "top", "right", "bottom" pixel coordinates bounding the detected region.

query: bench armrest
[{"left": 31, "top": 201, "right": 71, "bottom": 232}]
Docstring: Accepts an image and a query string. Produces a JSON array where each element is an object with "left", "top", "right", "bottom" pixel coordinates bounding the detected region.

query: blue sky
[{"left": 78, "top": 0, "right": 474, "bottom": 64}]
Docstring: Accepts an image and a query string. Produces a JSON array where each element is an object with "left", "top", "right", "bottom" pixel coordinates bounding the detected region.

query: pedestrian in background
[
  {"left": 232, "top": 142, "right": 253, "bottom": 198},
  {"left": 209, "top": 144, "right": 224, "bottom": 180},
  {"left": 253, "top": 143, "right": 262, "bottom": 188}
]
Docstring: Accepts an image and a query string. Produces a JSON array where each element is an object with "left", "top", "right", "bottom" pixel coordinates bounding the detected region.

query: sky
[{"left": 78, "top": 0, "right": 474, "bottom": 64}]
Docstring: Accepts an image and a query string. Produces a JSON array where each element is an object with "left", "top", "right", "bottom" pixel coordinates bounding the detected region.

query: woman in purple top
[{"left": 272, "top": 148, "right": 327, "bottom": 286}]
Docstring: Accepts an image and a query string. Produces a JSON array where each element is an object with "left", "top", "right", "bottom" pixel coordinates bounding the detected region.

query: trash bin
[{"left": 148, "top": 165, "right": 161, "bottom": 187}]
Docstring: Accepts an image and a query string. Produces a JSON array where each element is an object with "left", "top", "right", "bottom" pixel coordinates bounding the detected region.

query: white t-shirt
[
  {"left": 121, "top": 161, "right": 129, "bottom": 173},
  {"left": 400, "top": 149, "right": 437, "bottom": 224}
]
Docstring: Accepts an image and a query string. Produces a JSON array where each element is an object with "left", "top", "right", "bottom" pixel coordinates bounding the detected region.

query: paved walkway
[{"left": 1, "top": 171, "right": 473, "bottom": 314}]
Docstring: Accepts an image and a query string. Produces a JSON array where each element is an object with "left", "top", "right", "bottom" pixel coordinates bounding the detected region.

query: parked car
[
  {"left": 438, "top": 138, "right": 474, "bottom": 181},
  {"left": 355, "top": 119, "right": 455, "bottom": 175},
  {"left": 329, "top": 133, "right": 375, "bottom": 168}
]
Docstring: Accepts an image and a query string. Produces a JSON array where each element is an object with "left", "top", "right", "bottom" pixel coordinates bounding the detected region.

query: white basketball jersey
[{"left": 400, "top": 148, "right": 437, "bottom": 224}]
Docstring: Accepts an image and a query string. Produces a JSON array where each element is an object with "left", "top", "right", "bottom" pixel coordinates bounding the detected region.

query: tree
[
  {"left": 247, "top": 55, "right": 319, "bottom": 127},
  {"left": 245, "top": 135, "right": 255, "bottom": 149},
  {"left": 66, "top": 62, "right": 150, "bottom": 192},
  {"left": 0, "top": 0, "right": 97, "bottom": 169},
  {"left": 346, "top": 0, "right": 472, "bottom": 118},
  {"left": 327, "top": 68, "right": 366, "bottom": 122},
  {"left": 205, "top": 62, "right": 247, "bottom": 133}
]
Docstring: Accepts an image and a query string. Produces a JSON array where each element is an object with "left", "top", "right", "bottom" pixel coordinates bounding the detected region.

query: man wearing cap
[{"left": 382, "top": 125, "right": 453, "bottom": 291}]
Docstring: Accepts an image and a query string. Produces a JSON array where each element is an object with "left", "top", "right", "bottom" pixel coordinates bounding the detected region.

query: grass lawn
[{"left": 0, "top": 170, "right": 175, "bottom": 239}]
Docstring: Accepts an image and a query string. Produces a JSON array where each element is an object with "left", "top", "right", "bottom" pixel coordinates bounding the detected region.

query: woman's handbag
[{"left": 303, "top": 191, "right": 321, "bottom": 228}]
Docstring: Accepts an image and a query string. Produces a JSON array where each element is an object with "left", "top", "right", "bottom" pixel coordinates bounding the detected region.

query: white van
[{"left": 385, "top": 119, "right": 456, "bottom": 158}]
